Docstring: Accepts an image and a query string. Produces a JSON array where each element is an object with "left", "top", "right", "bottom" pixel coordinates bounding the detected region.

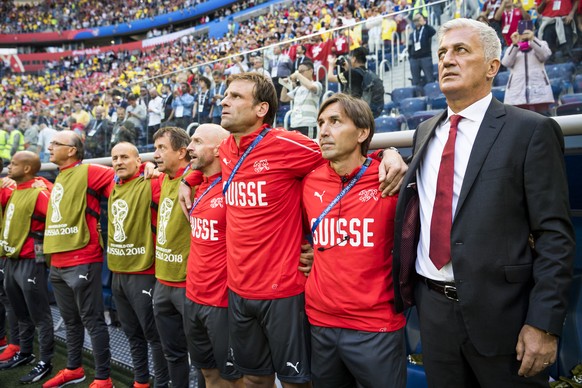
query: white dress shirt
[{"left": 416, "top": 94, "right": 493, "bottom": 281}]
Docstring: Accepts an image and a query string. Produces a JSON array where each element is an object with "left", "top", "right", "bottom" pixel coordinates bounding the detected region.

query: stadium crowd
[{"left": 0, "top": 0, "right": 258, "bottom": 34}]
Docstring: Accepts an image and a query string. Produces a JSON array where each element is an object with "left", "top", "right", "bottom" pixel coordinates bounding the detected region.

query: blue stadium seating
[
  {"left": 390, "top": 87, "right": 417, "bottom": 107},
  {"left": 407, "top": 109, "right": 443, "bottom": 130},
  {"left": 102, "top": 254, "right": 114, "bottom": 310},
  {"left": 556, "top": 102, "right": 582, "bottom": 116},
  {"left": 573, "top": 74, "right": 582, "bottom": 94},
  {"left": 550, "top": 78, "right": 568, "bottom": 102},
  {"left": 327, "top": 81, "right": 341, "bottom": 93},
  {"left": 430, "top": 94, "right": 448, "bottom": 110},
  {"left": 560, "top": 93, "right": 582, "bottom": 105},
  {"left": 491, "top": 86, "right": 506, "bottom": 102},
  {"left": 556, "top": 273, "right": 582, "bottom": 378},
  {"left": 494, "top": 71, "right": 510, "bottom": 87},
  {"left": 423, "top": 82, "right": 441, "bottom": 100},
  {"left": 275, "top": 104, "right": 291, "bottom": 127},
  {"left": 375, "top": 114, "right": 406, "bottom": 133},
  {"left": 545, "top": 62, "right": 576, "bottom": 82},
  {"left": 405, "top": 307, "right": 428, "bottom": 388},
  {"left": 399, "top": 97, "right": 428, "bottom": 117}
]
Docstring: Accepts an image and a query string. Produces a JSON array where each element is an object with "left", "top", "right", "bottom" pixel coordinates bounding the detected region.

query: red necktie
[{"left": 429, "top": 114, "right": 462, "bottom": 270}]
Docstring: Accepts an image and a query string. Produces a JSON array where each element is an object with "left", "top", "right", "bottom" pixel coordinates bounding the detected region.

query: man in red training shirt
[
  {"left": 184, "top": 123, "right": 242, "bottom": 388},
  {"left": 303, "top": 93, "right": 406, "bottom": 387}
]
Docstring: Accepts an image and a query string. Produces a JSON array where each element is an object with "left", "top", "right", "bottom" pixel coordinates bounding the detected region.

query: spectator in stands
[
  {"left": 292, "top": 45, "right": 310, "bottom": 72},
  {"left": 366, "top": 8, "right": 384, "bottom": 54},
  {"left": 536, "top": 0, "right": 578, "bottom": 62},
  {"left": 408, "top": 14, "right": 436, "bottom": 87},
  {"left": 160, "top": 84, "right": 174, "bottom": 125},
  {"left": 5, "top": 124, "right": 24, "bottom": 163},
  {"left": 22, "top": 119, "right": 40, "bottom": 154},
  {"left": 224, "top": 55, "right": 249, "bottom": 76},
  {"left": 107, "top": 142, "right": 170, "bottom": 388},
  {"left": 84, "top": 106, "right": 112, "bottom": 159},
  {"left": 126, "top": 94, "right": 147, "bottom": 144},
  {"left": 172, "top": 83, "right": 195, "bottom": 130},
  {"left": 194, "top": 76, "right": 213, "bottom": 125},
  {"left": 280, "top": 61, "right": 322, "bottom": 138},
  {"left": 110, "top": 120, "right": 137, "bottom": 150},
  {"left": 251, "top": 56, "right": 271, "bottom": 79},
  {"left": 480, "top": 0, "right": 505, "bottom": 40},
  {"left": 71, "top": 100, "right": 90, "bottom": 128},
  {"left": 269, "top": 45, "right": 293, "bottom": 98},
  {"left": 37, "top": 123, "right": 58, "bottom": 163},
  {"left": 0, "top": 151, "right": 55, "bottom": 384},
  {"left": 502, "top": 27, "right": 555, "bottom": 114},
  {"left": 43, "top": 131, "right": 114, "bottom": 388},
  {"left": 393, "top": 18, "right": 574, "bottom": 387},
  {"left": 183, "top": 124, "right": 243, "bottom": 388},
  {"left": 147, "top": 87, "right": 164, "bottom": 144},
  {"left": 494, "top": 0, "right": 531, "bottom": 47},
  {"left": 210, "top": 71, "right": 226, "bottom": 125}
]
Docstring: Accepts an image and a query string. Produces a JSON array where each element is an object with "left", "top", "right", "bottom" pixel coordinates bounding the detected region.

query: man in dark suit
[{"left": 393, "top": 18, "right": 575, "bottom": 387}]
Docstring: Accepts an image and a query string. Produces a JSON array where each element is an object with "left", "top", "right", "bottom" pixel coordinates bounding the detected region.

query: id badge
[
  {"left": 271, "top": 67, "right": 278, "bottom": 77},
  {"left": 414, "top": 41, "right": 422, "bottom": 51},
  {"left": 198, "top": 104, "right": 204, "bottom": 113},
  {"left": 175, "top": 105, "right": 184, "bottom": 117},
  {"left": 553, "top": 0, "right": 561, "bottom": 10},
  {"left": 502, "top": 24, "right": 510, "bottom": 34}
]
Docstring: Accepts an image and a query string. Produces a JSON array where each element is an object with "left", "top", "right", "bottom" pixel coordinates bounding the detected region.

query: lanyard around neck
[
  {"left": 310, "top": 158, "right": 372, "bottom": 235},
  {"left": 222, "top": 127, "right": 271, "bottom": 195},
  {"left": 189, "top": 176, "right": 222, "bottom": 217}
]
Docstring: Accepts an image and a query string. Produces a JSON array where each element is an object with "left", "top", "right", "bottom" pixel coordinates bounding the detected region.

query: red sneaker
[
  {"left": 0, "top": 343, "right": 19, "bottom": 362},
  {"left": 0, "top": 336, "right": 7, "bottom": 351},
  {"left": 42, "top": 367, "right": 86, "bottom": 388},
  {"left": 89, "top": 377, "right": 114, "bottom": 388},
  {"left": 133, "top": 382, "right": 149, "bottom": 388}
]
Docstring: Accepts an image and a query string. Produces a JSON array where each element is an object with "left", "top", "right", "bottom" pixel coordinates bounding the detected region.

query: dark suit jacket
[{"left": 393, "top": 98, "right": 575, "bottom": 356}]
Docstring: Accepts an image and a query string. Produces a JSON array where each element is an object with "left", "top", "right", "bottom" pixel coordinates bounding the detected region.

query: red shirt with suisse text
[
  {"left": 302, "top": 160, "right": 405, "bottom": 332},
  {"left": 219, "top": 125, "right": 325, "bottom": 299},
  {"left": 51, "top": 163, "right": 114, "bottom": 268},
  {"left": 186, "top": 173, "right": 228, "bottom": 307}
]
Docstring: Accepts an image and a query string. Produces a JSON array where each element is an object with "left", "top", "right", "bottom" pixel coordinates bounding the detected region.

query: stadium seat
[
  {"left": 491, "top": 86, "right": 506, "bottom": 102},
  {"left": 407, "top": 109, "right": 443, "bottom": 129},
  {"left": 573, "top": 74, "right": 582, "bottom": 94},
  {"left": 545, "top": 62, "right": 576, "bottom": 82},
  {"left": 423, "top": 82, "right": 441, "bottom": 100},
  {"left": 432, "top": 63, "right": 438, "bottom": 81},
  {"left": 375, "top": 114, "right": 406, "bottom": 133},
  {"left": 550, "top": 78, "right": 568, "bottom": 102},
  {"left": 102, "top": 254, "right": 114, "bottom": 310},
  {"left": 560, "top": 93, "right": 582, "bottom": 105},
  {"left": 389, "top": 87, "right": 417, "bottom": 108},
  {"left": 556, "top": 273, "right": 582, "bottom": 378},
  {"left": 556, "top": 102, "right": 582, "bottom": 116},
  {"left": 275, "top": 104, "right": 291, "bottom": 127},
  {"left": 327, "top": 81, "right": 341, "bottom": 93},
  {"left": 430, "top": 94, "right": 448, "bottom": 110},
  {"left": 494, "top": 71, "right": 510, "bottom": 87},
  {"left": 399, "top": 97, "right": 428, "bottom": 117},
  {"left": 405, "top": 307, "right": 428, "bottom": 388}
]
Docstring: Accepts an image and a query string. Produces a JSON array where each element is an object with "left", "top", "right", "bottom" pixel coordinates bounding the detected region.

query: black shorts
[
  {"left": 183, "top": 299, "right": 241, "bottom": 381},
  {"left": 228, "top": 290, "right": 311, "bottom": 383},
  {"left": 310, "top": 325, "right": 406, "bottom": 388}
]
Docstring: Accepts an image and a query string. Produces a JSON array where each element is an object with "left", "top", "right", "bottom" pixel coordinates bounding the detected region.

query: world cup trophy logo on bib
[
  {"left": 157, "top": 198, "right": 174, "bottom": 246},
  {"left": 51, "top": 183, "right": 64, "bottom": 223},
  {"left": 111, "top": 199, "right": 129, "bottom": 242},
  {"left": 3, "top": 204, "right": 14, "bottom": 239}
]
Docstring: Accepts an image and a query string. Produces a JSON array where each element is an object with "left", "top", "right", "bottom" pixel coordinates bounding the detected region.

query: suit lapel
[
  {"left": 454, "top": 99, "right": 506, "bottom": 218},
  {"left": 409, "top": 110, "right": 447, "bottom": 174}
]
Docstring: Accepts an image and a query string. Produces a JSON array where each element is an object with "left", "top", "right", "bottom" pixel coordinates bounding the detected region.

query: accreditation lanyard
[
  {"left": 310, "top": 158, "right": 372, "bottom": 235},
  {"left": 222, "top": 127, "right": 271, "bottom": 195},
  {"left": 189, "top": 176, "right": 222, "bottom": 217},
  {"left": 413, "top": 26, "right": 424, "bottom": 43},
  {"left": 503, "top": 10, "right": 514, "bottom": 28}
]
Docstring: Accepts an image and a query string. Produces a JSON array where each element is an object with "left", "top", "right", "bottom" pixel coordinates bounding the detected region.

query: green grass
[{"left": 0, "top": 338, "right": 134, "bottom": 387}]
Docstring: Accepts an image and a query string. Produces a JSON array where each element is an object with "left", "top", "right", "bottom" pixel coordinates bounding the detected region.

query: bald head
[
  {"left": 8, "top": 151, "right": 41, "bottom": 183},
  {"left": 111, "top": 142, "right": 142, "bottom": 181},
  {"left": 187, "top": 124, "right": 229, "bottom": 175}
]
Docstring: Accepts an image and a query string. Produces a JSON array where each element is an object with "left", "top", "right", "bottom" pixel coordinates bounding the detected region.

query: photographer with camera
[
  {"left": 328, "top": 47, "right": 385, "bottom": 117},
  {"left": 280, "top": 61, "right": 323, "bottom": 139},
  {"left": 502, "top": 22, "right": 555, "bottom": 114}
]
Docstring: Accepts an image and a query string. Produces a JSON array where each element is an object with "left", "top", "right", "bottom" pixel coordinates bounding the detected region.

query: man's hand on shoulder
[
  {"left": 516, "top": 324, "right": 557, "bottom": 377},
  {"left": 298, "top": 243, "right": 313, "bottom": 277},
  {"left": 379, "top": 148, "right": 407, "bottom": 197},
  {"left": 178, "top": 180, "right": 193, "bottom": 218}
]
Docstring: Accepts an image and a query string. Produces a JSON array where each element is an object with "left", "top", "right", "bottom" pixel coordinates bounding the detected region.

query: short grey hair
[{"left": 437, "top": 18, "right": 501, "bottom": 63}]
